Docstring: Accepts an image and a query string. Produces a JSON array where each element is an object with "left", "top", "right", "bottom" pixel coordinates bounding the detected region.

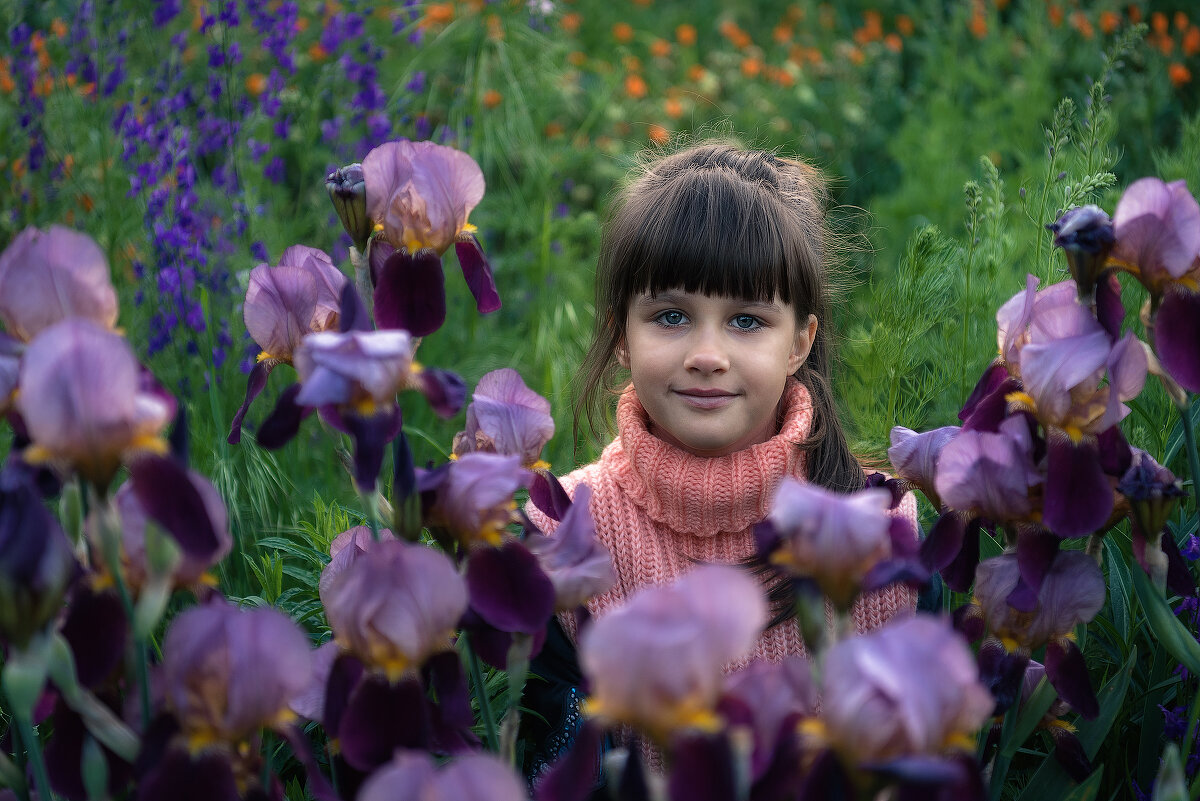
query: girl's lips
[{"left": 674, "top": 389, "right": 737, "bottom": 409}]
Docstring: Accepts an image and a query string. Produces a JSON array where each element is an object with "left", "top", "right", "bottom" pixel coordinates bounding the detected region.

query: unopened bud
[{"left": 326, "top": 163, "right": 371, "bottom": 251}]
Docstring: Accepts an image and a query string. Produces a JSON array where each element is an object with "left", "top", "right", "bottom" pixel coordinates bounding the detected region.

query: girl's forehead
[{"left": 631, "top": 289, "right": 791, "bottom": 310}]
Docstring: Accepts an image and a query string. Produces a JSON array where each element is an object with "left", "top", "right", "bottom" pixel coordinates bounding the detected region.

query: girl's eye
[
  {"left": 731, "top": 314, "right": 762, "bottom": 330},
  {"left": 656, "top": 310, "right": 686, "bottom": 326}
]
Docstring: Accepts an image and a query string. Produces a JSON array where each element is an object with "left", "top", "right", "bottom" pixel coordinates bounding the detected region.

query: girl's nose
[{"left": 684, "top": 329, "right": 730, "bottom": 374}]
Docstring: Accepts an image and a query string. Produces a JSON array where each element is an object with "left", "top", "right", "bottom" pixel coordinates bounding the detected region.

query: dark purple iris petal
[
  {"left": 322, "top": 653, "right": 365, "bottom": 739},
  {"left": 256, "top": 383, "right": 313, "bottom": 449},
  {"left": 1049, "top": 726, "right": 1092, "bottom": 783},
  {"left": 455, "top": 234, "right": 501, "bottom": 314},
  {"left": 796, "top": 748, "right": 853, "bottom": 801},
  {"left": 228, "top": 359, "right": 275, "bottom": 445},
  {"left": 667, "top": 731, "right": 738, "bottom": 801},
  {"left": 419, "top": 368, "right": 467, "bottom": 419},
  {"left": 942, "top": 518, "right": 982, "bottom": 593},
  {"left": 338, "top": 675, "right": 432, "bottom": 772},
  {"left": 1096, "top": 425, "right": 1133, "bottom": 476},
  {"left": 976, "top": 638, "right": 1030, "bottom": 716},
  {"left": 1044, "top": 637, "right": 1098, "bottom": 719},
  {"left": 338, "top": 283, "right": 373, "bottom": 333},
  {"left": 532, "top": 718, "right": 604, "bottom": 801},
  {"left": 465, "top": 540, "right": 555, "bottom": 634},
  {"left": 1009, "top": 529, "right": 1061, "bottom": 612},
  {"left": 45, "top": 694, "right": 131, "bottom": 801},
  {"left": 921, "top": 512, "right": 968, "bottom": 574},
  {"left": 344, "top": 406, "right": 404, "bottom": 492},
  {"left": 529, "top": 472, "right": 572, "bottom": 522},
  {"left": 137, "top": 744, "right": 240, "bottom": 801},
  {"left": 1163, "top": 533, "right": 1197, "bottom": 598},
  {"left": 60, "top": 586, "right": 126, "bottom": 689},
  {"left": 129, "top": 455, "right": 221, "bottom": 561},
  {"left": 1156, "top": 289, "right": 1200, "bottom": 393},
  {"left": 367, "top": 238, "right": 393, "bottom": 288},
  {"left": 1043, "top": 436, "right": 1113, "bottom": 538},
  {"left": 424, "top": 651, "right": 479, "bottom": 753},
  {"left": 959, "top": 363, "right": 1010, "bottom": 426},
  {"left": 1095, "top": 273, "right": 1124, "bottom": 341},
  {"left": 393, "top": 430, "right": 417, "bottom": 503},
  {"left": 374, "top": 249, "right": 446, "bottom": 336}
]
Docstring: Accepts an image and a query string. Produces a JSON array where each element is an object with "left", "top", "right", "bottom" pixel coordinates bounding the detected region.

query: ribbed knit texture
[{"left": 527, "top": 379, "right": 919, "bottom": 668}]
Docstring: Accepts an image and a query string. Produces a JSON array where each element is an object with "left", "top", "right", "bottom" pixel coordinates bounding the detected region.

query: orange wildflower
[
  {"left": 818, "top": 4, "right": 834, "bottom": 30},
  {"left": 487, "top": 14, "right": 504, "bottom": 40},
  {"left": 650, "top": 38, "right": 671, "bottom": 58},
  {"left": 78, "top": 194, "right": 94, "bottom": 213},
  {"left": 65, "top": 72, "right": 76, "bottom": 87},
  {"left": 561, "top": 12, "right": 581, "bottom": 33},
  {"left": 1158, "top": 35, "right": 1175, "bottom": 55},
  {"left": 1099, "top": 10, "right": 1119, "bottom": 34},
  {"left": 632, "top": 0, "right": 652, "bottom": 6},
  {"left": 741, "top": 57, "right": 762, "bottom": 77},
  {"left": 51, "top": 19, "right": 68, "bottom": 38},
  {"left": 774, "top": 24, "right": 792, "bottom": 43},
  {"left": 1152, "top": 12, "right": 1168, "bottom": 35},
  {"left": 1047, "top": 5, "right": 1062, "bottom": 26},
  {"left": 308, "top": 42, "right": 328, "bottom": 61},
  {"left": 1070, "top": 11, "right": 1093, "bottom": 39},
  {"left": 773, "top": 68, "right": 795, "bottom": 87},
  {"left": 623, "top": 55, "right": 642, "bottom": 72},
  {"left": 613, "top": 22, "right": 634, "bottom": 43},
  {"left": 624, "top": 73, "right": 647, "bottom": 98},
  {"left": 847, "top": 46, "right": 864, "bottom": 65},
  {"left": 896, "top": 14, "right": 914, "bottom": 36},
  {"left": 664, "top": 96, "right": 684, "bottom": 118},
  {"left": 995, "top": 0, "right": 1010, "bottom": 8},
  {"left": 483, "top": 89, "right": 502, "bottom": 108},
  {"left": 1169, "top": 62, "right": 1191, "bottom": 87},
  {"left": 295, "top": 17, "right": 308, "bottom": 32},
  {"left": 0, "top": 70, "right": 13, "bottom": 95},
  {"left": 675, "top": 23, "right": 696, "bottom": 46},
  {"left": 80, "top": 82, "right": 95, "bottom": 97},
  {"left": 1175, "top": 11, "right": 1189, "bottom": 31},
  {"left": 648, "top": 124, "right": 669, "bottom": 145},
  {"left": 423, "top": 3, "right": 454, "bottom": 27},
  {"left": 11, "top": 158, "right": 24, "bottom": 180},
  {"left": 1185, "top": 27, "right": 1200, "bottom": 56},
  {"left": 719, "top": 20, "right": 751, "bottom": 48},
  {"left": 969, "top": 10, "right": 987, "bottom": 38},
  {"left": 884, "top": 32, "right": 902, "bottom": 52},
  {"left": 245, "top": 73, "right": 267, "bottom": 96},
  {"left": 544, "top": 121, "right": 564, "bottom": 138},
  {"left": 568, "top": 51, "right": 586, "bottom": 66},
  {"left": 1128, "top": 5, "right": 1142, "bottom": 23},
  {"left": 862, "top": 10, "right": 883, "bottom": 39},
  {"left": 37, "top": 76, "right": 54, "bottom": 96}
]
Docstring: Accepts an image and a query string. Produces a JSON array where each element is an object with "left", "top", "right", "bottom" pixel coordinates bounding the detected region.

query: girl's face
[{"left": 618, "top": 290, "right": 817, "bottom": 457}]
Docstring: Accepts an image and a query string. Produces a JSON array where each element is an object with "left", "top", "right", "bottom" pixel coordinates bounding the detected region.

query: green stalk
[
  {"left": 988, "top": 705, "right": 1018, "bottom": 800},
  {"left": 95, "top": 497, "right": 152, "bottom": 729},
  {"left": 14, "top": 717, "right": 54, "bottom": 801},
  {"left": 1180, "top": 396, "right": 1200, "bottom": 517},
  {"left": 462, "top": 633, "right": 498, "bottom": 752},
  {"left": 360, "top": 488, "right": 382, "bottom": 543},
  {"left": 1180, "top": 679, "right": 1200, "bottom": 775}
]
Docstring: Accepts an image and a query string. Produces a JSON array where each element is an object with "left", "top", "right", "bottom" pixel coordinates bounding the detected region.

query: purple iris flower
[
  {"left": 757, "top": 478, "right": 903, "bottom": 610},
  {"left": 1111, "top": 177, "right": 1200, "bottom": 296},
  {"left": 1118, "top": 450, "right": 1192, "bottom": 593},
  {"left": 228, "top": 245, "right": 348, "bottom": 444},
  {"left": 0, "top": 225, "right": 119, "bottom": 342},
  {"left": 719, "top": 657, "right": 815, "bottom": 781},
  {"left": 934, "top": 415, "right": 1040, "bottom": 523},
  {"left": 358, "top": 751, "right": 528, "bottom": 801},
  {"left": 320, "top": 538, "right": 467, "bottom": 681},
  {"left": 1047, "top": 205, "right": 1115, "bottom": 301},
  {"left": 973, "top": 551, "right": 1105, "bottom": 717},
  {"left": 578, "top": 564, "right": 766, "bottom": 744},
  {"left": 17, "top": 320, "right": 173, "bottom": 489},
  {"left": 418, "top": 452, "right": 530, "bottom": 547},
  {"left": 452, "top": 368, "right": 555, "bottom": 467},
  {"left": 161, "top": 598, "right": 313, "bottom": 745},
  {"left": 363, "top": 139, "right": 499, "bottom": 334},
  {"left": 0, "top": 333, "right": 21, "bottom": 416},
  {"left": 0, "top": 468, "right": 78, "bottom": 649},
  {"left": 887, "top": 425, "right": 960, "bottom": 509},
  {"left": 1156, "top": 287, "right": 1200, "bottom": 394},
  {"left": 524, "top": 484, "right": 615, "bottom": 611},
  {"left": 820, "top": 616, "right": 993, "bottom": 764}
]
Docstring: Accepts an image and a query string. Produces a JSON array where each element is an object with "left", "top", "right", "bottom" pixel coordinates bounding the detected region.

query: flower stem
[
  {"left": 360, "top": 488, "right": 382, "bottom": 542},
  {"left": 15, "top": 716, "right": 55, "bottom": 801},
  {"left": 461, "top": 633, "right": 498, "bottom": 752},
  {"left": 95, "top": 498, "right": 152, "bottom": 729},
  {"left": 0, "top": 748, "right": 27, "bottom": 799},
  {"left": 1179, "top": 395, "right": 1200, "bottom": 517}
]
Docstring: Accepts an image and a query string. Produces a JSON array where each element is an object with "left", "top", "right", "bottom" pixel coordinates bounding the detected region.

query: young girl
[{"left": 521, "top": 141, "right": 917, "bottom": 781}]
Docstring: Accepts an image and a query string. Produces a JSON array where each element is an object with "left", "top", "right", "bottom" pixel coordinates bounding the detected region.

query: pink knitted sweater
[{"left": 526, "top": 379, "right": 918, "bottom": 665}]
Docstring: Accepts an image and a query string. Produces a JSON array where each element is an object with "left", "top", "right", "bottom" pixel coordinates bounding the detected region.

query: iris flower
[{"left": 363, "top": 139, "right": 500, "bottom": 335}]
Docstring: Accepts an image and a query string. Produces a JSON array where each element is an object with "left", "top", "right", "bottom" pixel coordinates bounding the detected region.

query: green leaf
[
  {"left": 1104, "top": 544, "right": 1131, "bottom": 647},
  {"left": 1014, "top": 645, "right": 1135, "bottom": 801},
  {"left": 1061, "top": 766, "right": 1103, "bottom": 801},
  {"left": 1151, "top": 743, "right": 1186, "bottom": 801},
  {"left": 1165, "top": 396, "right": 1200, "bottom": 470},
  {"left": 1129, "top": 564, "right": 1200, "bottom": 677},
  {"left": 1001, "top": 676, "right": 1058, "bottom": 759}
]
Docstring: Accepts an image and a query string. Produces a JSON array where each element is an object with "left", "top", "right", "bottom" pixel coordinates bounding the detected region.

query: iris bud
[
  {"left": 1047, "top": 205, "right": 1115, "bottom": 303},
  {"left": 326, "top": 163, "right": 371, "bottom": 251}
]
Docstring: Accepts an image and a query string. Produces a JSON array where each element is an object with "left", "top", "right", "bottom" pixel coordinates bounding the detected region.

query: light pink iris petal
[
  {"left": 408, "top": 142, "right": 486, "bottom": 252},
  {"left": 319, "top": 525, "right": 397, "bottom": 598},
  {"left": 0, "top": 225, "right": 119, "bottom": 341},
  {"left": 357, "top": 751, "right": 436, "bottom": 801},
  {"left": 467, "top": 368, "right": 555, "bottom": 463},
  {"left": 1107, "top": 332, "right": 1149, "bottom": 401},
  {"left": 278, "top": 245, "right": 347, "bottom": 327},
  {"left": 363, "top": 141, "right": 415, "bottom": 222},
  {"left": 996, "top": 274, "right": 1039, "bottom": 365},
  {"left": 244, "top": 265, "right": 319, "bottom": 359},
  {"left": 428, "top": 754, "right": 528, "bottom": 801},
  {"left": 1027, "top": 289, "right": 1100, "bottom": 343},
  {"left": 1019, "top": 330, "right": 1110, "bottom": 424},
  {"left": 294, "top": 330, "right": 416, "bottom": 406},
  {"left": 934, "top": 417, "right": 1039, "bottom": 521},
  {"left": 1113, "top": 178, "right": 1200, "bottom": 281},
  {"left": 887, "top": 425, "right": 960, "bottom": 491}
]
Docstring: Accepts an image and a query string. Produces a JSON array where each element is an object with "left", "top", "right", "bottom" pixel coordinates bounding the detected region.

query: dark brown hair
[{"left": 575, "top": 141, "right": 865, "bottom": 494}]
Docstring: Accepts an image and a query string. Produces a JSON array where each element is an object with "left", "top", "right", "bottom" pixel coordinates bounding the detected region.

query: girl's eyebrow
[{"left": 635, "top": 291, "right": 781, "bottom": 312}]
